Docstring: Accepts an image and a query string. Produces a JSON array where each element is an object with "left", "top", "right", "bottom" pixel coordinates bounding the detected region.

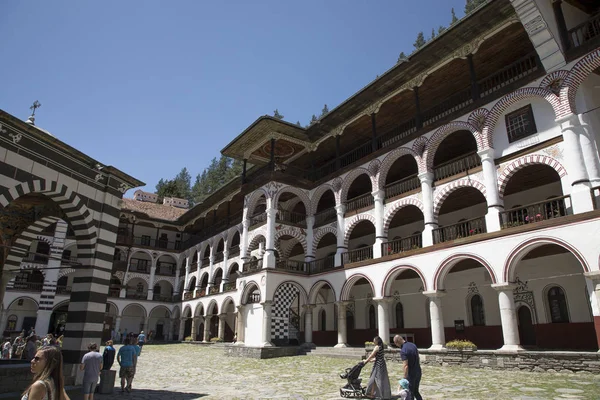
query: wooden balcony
[
  {"left": 567, "top": 13, "right": 600, "bottom": 56},
  {"left": 208, "top": 286, "right": 220, "bottom": 295},
  {"left": 214, "top": 252, "right": 224, "bottom": 263},
  {"left": 201, "top": 257, "right": 210, "bottom": 267},
  {"left": 249, "top": 212, "right": 267, "bottom": 228},
  {"left": 183, "top": 292, "right": 193, "bottom": 301},
  {"left": 384, "top": 175, "right": 420, "bottom": 200},
  {"left": 55, "top": 285, "right": 72, "bottom": 295},
  {"left": 433, "top": 152, "right": 481, "bottom": 181},
  {"left": 275, "top": 259, "right": 308, "bottom": 274},
  {"left": 247, "top": 292, "right": 261, "bottom": 304},
  {"left": 223, "top": 281, "right": 236, "bottom": 292},
  {"left": 381, "top": 233, "right": 423, "bottom": 256},
  {"left": 433, "top": 216, "right": 487, "bottom": 244},
  {"left": 342, "top": 247, "right": 373, "bottom": 265},
  {"left": 7, "top": 282, "right": 43, "bottom": 292},
  {"left": 108, "top": 288, "right": 120, "bottom": 298},
  {"left": 116, "top": 235, "right": 182, "bottom": 252},
  {"left": 500, "top": 196, "right": 570, "bottom": 229},
  {"left": 152, "top": 293, "right": 174, "bottom": 302},
  {"left": 345, "top": 193, "right": 374, "bottom": 213},
  {"left": 306, "top": 255, "right": 336, "bottom": 274},
  {"left": 276, "top": 210, "right": 307, "bottom": 228},
  {"left": 314, "top": 207, "right": 336, "bottom": 228},
  {"left": 126, "top": 292, "right": 148, "bottom": 300},
  {"left": 243, "top": 258, "right": 262, "bottom": 272},
  {"left": 228, "top": 245, "right": 240, "bottom": 258}
]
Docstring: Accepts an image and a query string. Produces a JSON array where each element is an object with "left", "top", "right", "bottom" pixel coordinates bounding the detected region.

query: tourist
[
  {"left": 102, "top": 340, "right": 116, "bottom": 370},
  {"left": 137, "top": 331, "right": 146, "bottom": 353},
  {"left": 394, "top": 335, "right": 422, "bottom": 400},
  {"left": 117, "top": 337, "right": 137, "bottom": 393},
  {"left": 396, "top": 378, "right": 411, "bottom": 400},
  {"left": 2, "top": 338, "right": 11, "bottom": 359},
  {"left": 121, "top": 329, "right": 128, "bottom": 344},
  {"left": 42, "top": 334, "right": 53, "bottom": 347},
  {"left": 25, "top": 336, "right": 38, "bottom": 362},
  {"left": 116, "top": 329, "right": 122, "bottom": 343},
  {"left": 21, "top": 345, "right": 71, "bottom": 400},
  {"left": 80, "top": 343, "right": 102, "bottom": 400},
  {"left": 13, "top": 335, "right": 25, "bottom": 359},
  {"left": 364, "top": 336, "right": 391, "bottom": 399}
]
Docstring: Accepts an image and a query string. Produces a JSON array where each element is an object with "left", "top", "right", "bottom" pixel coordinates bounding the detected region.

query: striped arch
[
  {"left": 312, "top": 226, "right": 338, "bottom": 251},
  {"left": 433, "top": 253, "right": 497, "bottom": 291},
  {"left": 4, "top": 216, "right": 62, "bottom": 271},
  {"left": 58, "top": 268, "right": 76, "bottom": 279},
  {"left": 274, "top": 228, "right": 307, "bottom": 254},
  {"left": 128, "top": 248, "right": 153, "bottom": 262},
  {"left": 433, "top": 178, "right": 487, "bottom": 219},
  {"left": 105, "top": 301, "right": 119, "bottom": 316},
  {"left": 152, "top": 277, "right": 175, "bottom": 287},
  {"left": 561, "top": 48, "right": 600, "bottom": 117},
  {"left": 156, "top": 252, "right": 178, "bottom": 265},
  {"left": 247, "top": 232, "right": 266, "bottom": 252},
  {"left": 308, "top": 279, "right": 338, "bottom": 304},
  {"left": 383, "top": 198, "right": 425, "bottom": 236},
  {"left": 125, "top": 273, "right": 150, "bottom": 286},
  {"left": 210, "top": 267, "right": 223, "bottom": 284},
  {"left": 340, "top": 168, "right": 373, "bottom": 204},
  {"left": 310, "top": 184, "right": 337, "bottom": 215},
  {"left": 198, "top": 272, "right": 209, "bottom": 287},
  {"left": 221, "top": 296, "right": 236, "bottom": 311},
  {"left": 273, "top": 186, "right": 311, "bottom": 214},
  {"left": 246, "top": 188, "right": 268, "bottom": 217},
  {"left": 205, "top": 299, "right": 219, "bottom": 315},
  {"left": 503, "top": 236, "right": 590, "bottom": 283},
  {"left": 340, "top": 273, "right": 376, "bottom": 301},
  {"left": 378, "top": 147, "right": 421, "bottom": 189},
  {"left": 497, "top": 154, "right": 567, "bottom": 199},
  {"left": 381, "top": 264, "right": 428, "bottom": 296},
  {"left": 344, "top": 214, "right": 376, "bottom": 247},
  {"left": 482, "top": 87, "right": 561, "bottom": 149},
  {"left": 226, "top": 262, "right": 240, "bottom": 279},
  {"left": 241, "top": 280, "right": 261, "bottom": 305},
  {"left": 423, "top": 121, "right": 482, "bottom": 171}
]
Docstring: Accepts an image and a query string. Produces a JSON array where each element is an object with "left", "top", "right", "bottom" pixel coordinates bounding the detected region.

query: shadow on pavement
[{"left": 2, "top": 388, "right": 207, "bottom": 400}]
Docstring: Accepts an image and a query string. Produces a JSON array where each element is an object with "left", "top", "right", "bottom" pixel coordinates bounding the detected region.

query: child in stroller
[{"left": 339, "top": 361, "right": 366, "bottom": 398}]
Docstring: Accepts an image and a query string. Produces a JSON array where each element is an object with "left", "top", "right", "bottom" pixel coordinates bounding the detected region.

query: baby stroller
[{"left": 339, "top": 361, "right": 366, "bottom": 398}]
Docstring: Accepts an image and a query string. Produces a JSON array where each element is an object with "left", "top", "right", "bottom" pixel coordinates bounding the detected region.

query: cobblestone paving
[{"left": 9, "top": 344, "right": 600, "bottom": 399}]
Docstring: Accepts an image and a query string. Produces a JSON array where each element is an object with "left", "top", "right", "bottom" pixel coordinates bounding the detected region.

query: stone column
[
  {"left": 0, "top": 309, "right": 7, "bottom": 333},
  {"left": 264, "top": 200, "right": 277, "bottom": 269},
  {"left": 584, "top": 271, "right": 600, "bottom": 351},
  {"left": 261, "top": 301, "right": 273, "bottom": 347},
  {"left": 478, "top": 148, "right": 503, "bottom": 232},
  {"left": 334, "top": 301, "right": 349, "bottom": 348},
  {"left": 492, "top": 283, "right": 524, "bottom": 352},
  {"left": 305, "top": 215, "right": 315, "bottom": 263},
  {"left": 418, "top": 172, "right": 437, "bottom": 247},
  {"left": 558, "top": 114, "right": 594, "bottom": 213},
  {"left": 183, "top": 256, "right": 191, "bottom": 295},
  {"left": 147, "top": 257, "right": 157, "bottom": 301},
  {"left": 374, "top": 297, "right": 392, "bottom": 345},
  {"left": 222, "top": 242, "right": 229, "bottom": 292},
  {"left": 303, "top": 304, "right": 315, "bottom": 347},
  {"left": 179, "top": 318, "right": 186, "bottom": 341},
  {"left": 218, "top": 314, "right": 226, "bottom": 340},
  {"left": 143, "top": 317, "right": 149, "bottom": 334},
  {"left": 235, "top": 305, "right": 246, "bottom": 345},
  {"left": 166, "top": 319, "right": 173, "bottom": 341},
  {"left": 577, "top": 98, "right": 600, "bottom": 185},
  {"left": 174, "top": 258, "right": 183, "bottom": 296},
  {"left": 423, "top": 291, "right": 446, "bottom": 350},
  {"left": 334, "top": 204, "right": 347, "bottom": 267},
  {"left": 203, "top": 317, "right": 211, "bottom": 342},
  {"left": 373, "top": 190, "right": 386, "bottom": 258},
  {"left": 206, "top": 246, "right": 215, "bottom": 291},
  {"left": 34, "top": 310, "right": 53, "bottom": 337},
  {"left": 191, "top": 317, "right": 198, "bottom": 341},
  {"left": 114, "top": 316, "right": 122, "bottom": 335},
  {"left": 241, "top": 218, "right": 250, "bottom": 264}
]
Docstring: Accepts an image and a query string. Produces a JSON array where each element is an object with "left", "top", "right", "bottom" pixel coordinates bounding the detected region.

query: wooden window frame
[{"left": 506, "top": 104, "right": 537, "bottom": 143}]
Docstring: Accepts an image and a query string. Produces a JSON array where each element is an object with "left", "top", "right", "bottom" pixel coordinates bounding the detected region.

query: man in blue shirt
[
  {"left": 394, "top": 335, "right": 422, "bottom": 400},
  {"left": 137, "top": 330, "right": 146, "bottom": 354},
  {"left": 117, "top": 337, "right": 138, "bottom": 393}
]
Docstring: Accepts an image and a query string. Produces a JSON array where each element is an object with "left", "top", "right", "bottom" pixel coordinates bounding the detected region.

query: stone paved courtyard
[{"left": 7, "top": 343, "right": 600, "bottom": 399}]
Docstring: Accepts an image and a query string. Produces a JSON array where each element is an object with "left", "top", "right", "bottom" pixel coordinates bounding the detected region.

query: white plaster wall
[
  {"left": 243, "top": 303, "right": 264, "bottom": 346},
  {"left": 4, "top": 298, "right": 38, "bottom": 332},
  {"left": 561, "top": 2, "right": 591, "bottom": 31},
  {"left": 389, "top": 276, "right": 428, "bottom": 329},
  {"left": 503, "top": 182, "right": 564, "bottom": 209}
]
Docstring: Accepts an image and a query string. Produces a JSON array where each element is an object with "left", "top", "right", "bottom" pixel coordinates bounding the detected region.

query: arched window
[
  {"left": 547, "top": 286, "right": 569, "bottom": 323},
  {"left": 368, "top": 305, "right": 376, "bottom": 330},
  {"left": 396, "top": 302, "right": 404, "bottom": 329},
  {"left": 319, "top": 309, "right": 326, "bottom": 331},
  {"left": 154, "top": 284, "right": 161, "bottom": 295},
  {"left": 470, "top": 294, "right": 485, "bottom": 326},
  {"left": 6, "top": 315, "right": 17, "bottom": 331},
  {"left": 136, "top": 282, "right": 144, "bottom": 293},
  {"left": 346, "top": 310, "right": 354, "bottom": 331}
]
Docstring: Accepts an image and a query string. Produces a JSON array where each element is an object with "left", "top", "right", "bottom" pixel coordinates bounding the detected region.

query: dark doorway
[
  {"left": 155, "top": 323, "right": 164, "bottom": 340},
  {"left": 517, "top": 306, "right": 536, "bottom": 347},
  {"left": 184, "top": 318, "right": 192, "bottom": 339}
]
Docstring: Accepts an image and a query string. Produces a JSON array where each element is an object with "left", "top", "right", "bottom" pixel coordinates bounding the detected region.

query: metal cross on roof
[{"left": 29, "top": 100, "right": 41, "bottom": 116}]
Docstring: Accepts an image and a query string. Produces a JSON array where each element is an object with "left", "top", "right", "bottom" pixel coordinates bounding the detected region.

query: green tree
[
  {"left": 431, "top": 28, "right": 436, "bottom": 41},
  {"left": 309, "top": 114, "right": 318, "bottom": 125},
  {"left": 451, "top": 8, "right": 458, "bottom": 24},
  {"left": 465, "top": 0, "right": 486, "bottom": 14},
  {"left": 413, "top": 32, "right": 426, "bottom": 50},
  {"left": 296, "top": 121, "right": 302, "bottom": 127},
  {"left": 273, "top": 109, "right": 284, "bottom": 120},
  {"left": 156, "top": 178, "right": 181, "bottom": 199},
  {"left": 438, "top": 25, "right": 447, "bottom": 35},
  {"left": 397, "top": 52, "right": 407, "bottom": 63},
  {"left": 320, "top": 104, "right": 329, "bottom": 117}
]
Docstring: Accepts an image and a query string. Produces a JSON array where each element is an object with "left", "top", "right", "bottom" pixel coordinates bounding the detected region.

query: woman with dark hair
[
  {"left": 364, "top": 336, "right": 391, "bottom": 399},
  {"left": 21, "top": 346, "right": 71, "bottom": 400}
]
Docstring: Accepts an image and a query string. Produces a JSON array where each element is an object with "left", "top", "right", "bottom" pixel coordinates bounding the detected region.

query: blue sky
[{"left": 0, "top": 0, "right": 467, "bottom": 195}]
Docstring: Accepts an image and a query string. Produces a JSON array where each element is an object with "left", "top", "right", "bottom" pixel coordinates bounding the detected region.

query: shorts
[
  {"left": 119, "top": 367, "right": 136, "bottom": 379},
  {"left": 82, "top": 381, "right": 97, "bottom": 394}
]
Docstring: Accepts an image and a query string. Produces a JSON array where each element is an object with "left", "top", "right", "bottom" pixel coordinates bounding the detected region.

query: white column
[
  {"left": 423, "top": 291, "right": 446, "bottom": 350},
  {"left": 34, "top": 310, "right": 52, "bottom": 337},
  {"left": 305, "top": 215, "right": 315, "bottom": 263},
  {"left": 558, "top": 114, "right": 594, "bottom": 213},
  {"left": 374, "top": 297, "right": 392, "bottom": 345},
  {"left": 264, "top": 197, "right": 277, "bottom": 269},
  {"left": 334, "top": 204, "right": 347, "bottom": 267},
  {"left": 166, "top": 319, "right": 173, "bottom": 341},
  {"left": 577, "top": 96, "right": 600, "bottom": 185},
  {"left": 418, "top": 172, "right": 436, "bottom": 247},
  {"left": 206, "top": 246, "right": 215, "bottom": 291},
  {"left": 584, "top": 271, "right": 600, "bottom": 352},
  {"left": 334, "top": 301, "right": 349, "bottom": 348},
  {"left": 373, "top": 190, "right": 386, "bottom": 258},
  {"left": 241, "top": 218, "right": 250, "bottom": 263},
  {"left": 0, "top": 309, "right": 7, "bottom": 333},
  {"left": 218, "top": 314, "right": 226, "bottom": 340},
  {"left": 191, "top": 317, "right": 198, "bottom": 341},
  {"left": 203, "top": 317, "right": 211, "bottom": 342},
  {"left": 147, "top": 257, "right": 157, "bottom": 301},
  {"left": 303, "top": 304, "right": 315, "bottom": 347},
  {"left": 114, "top": 316, "right": 122, "bottom": 334},
  {"left": 222, "top": 240, "right": 230, "bottom": 291},
  {"left": 143, "top": 317, "right": 149, "bottom": 334},
  {"left": 492, "top": 283, "right": 524, "bottom": 352},
  {"left": 261, "top": 301, "right": 273, "bottom": 347},
  {"left": 235, "top": 305, "right": 246, "bottom": 345},
  {"left": 478, "top": 148, "right": 503, "bottom": 232},
  {"left": 179, "top": 318, "right": 186, "bottom": 341}
]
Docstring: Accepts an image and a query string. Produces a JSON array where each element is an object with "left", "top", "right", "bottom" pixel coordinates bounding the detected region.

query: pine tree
[
  {"left": 273, "top": 109, "right": 284, "bottom": 120},
  {"left": 310, "top": 114, "right": 318, "bottom": 125},
  {"left": 431, "top": 28, "right": 436, "bottom": 41},
  {"left": 465, "top": 0, "right": 486, "bottom": 15},
  {"left": 438, "top": 25, "right": 447, "bottom": 35},
  {"left": 320, "top": 104, "right": 329, "bottom": 117},
  {"left": 451, "top": 8, "right": 458, "bottom": 24},
  {"left": 413, "top": 32, "right": 426, "bottom": 50},
  {"left": 173, "top": 167, "right": 192, "bottom": 201},
  {"left": 155, "top": 179, "right": 180, "bottom": 200},
  {"left": 296, "top": 121, "right": 302, "bottom": 127},
  {"left": 397, "top": 52, "right": 407, "bottom": 63}
]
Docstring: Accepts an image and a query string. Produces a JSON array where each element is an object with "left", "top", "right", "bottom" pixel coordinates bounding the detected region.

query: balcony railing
[
  {"left": 567, "top": 13, "right": 600, "bottom": 50},
  {"left": 275, "top": 259, "right": 307, "bottom": 274},
  {"left": 478, "top": 52, "right": 539, "bottom": 98},
  {"left": 214, "top": 252, "right": 224, "bottom": 263},
  {"left": 183, "top": 292, "right": 193, "bottom": 301},
  {"left": 126, "top": 292, "right": 148, "bottom": 300},
  {"left": 228, "top": 245, "right": 240, "bottom": 258},
  {"left": 377, "top": 118, "right": 417, "bottom": 149},
  {"left": 8, "top": 282, "right": 43, "bottom": 292},
  {"left": 592, "top": 186, "right": 600, "bottom": 210},
  {"left": 422, "top": 86, "right": 473, "bottom": 127},
  {"left": 209, "top": 286, "right": 220, "bottom": 295},
  {"left": 384, "top": 175, "right": 420, "bottom": 199},
  {"left": 433, "top": 216, "right": 487, "bottom": 244},
  {"left": 381, "top": 233, "right": 423, "bottom": 256},
  {"left": 499, "top": 196, "right": 570, "bottom": 229},
  {"left": 195, "top": 288, "right": 207, "bottom": 298},
  {"left": 108, "top": 288, "right": 120, "bottom": 297},
  {"left": 342, "top": 246, "right": 373, "bottom": 265},
  {"left": 189, "top": 262, "right": 198, "bottom": 273},
  {"left": 201, "top": 257, "right": 210, "bottom": 267},
  {"left": 248, "top": 292, "right": 261, "bottom": 304},
  {"left": 223, "top": 281, "right": 236, "bottom": 292},
  {"left": 314, "top": 207, "right": 337, "bottom": 227},
  {"left": 156, "top": 263, "right": 176, "bottom": 276},
  {"left": 306, "top": 255, "right": 336, "bottom": 274},
  {"left": 346, "top": 193, "right": 374, "bottom": 213},
  {"left": 116, "top": 235, "right": 182, "bottom": 251},
  {"left": 55, "top": 285, "right": 72, "bottom": 295},
  {"left": 277, "top": 210, "right": 307, "bottom": 227},
  {"left": 129, "top": 261, "right": 150, "bottom": 273},
  {"left": 433, "top": 152, "right": 481, "bottom": 181},
  {"left": 249, "top": 212, "right": 267, "bottom": 227},
  {"left": 152, "top": 293, "right": 174, "bottom": 302},
  {"left": 340, "top": 141, "right": 373, "bottom": 169},
  {"left": 244, "top": 258, "right": 262, "bottom": 271}
]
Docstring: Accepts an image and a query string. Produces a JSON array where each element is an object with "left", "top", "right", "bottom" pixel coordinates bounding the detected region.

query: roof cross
[{"left": 29, "top": 100, "right": 41, "bottom": 116}]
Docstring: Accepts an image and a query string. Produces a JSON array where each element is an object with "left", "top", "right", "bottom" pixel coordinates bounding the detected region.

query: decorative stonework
[
  {"left": 540, "top": 70, "right": 569, "bottom": 96},
  {"left": 312, "top": 226, "right": 337, "bottom": 250},
  {"left": 340, "top": 168, "right": 372, "bottom": 203},
  {"left": 117, "top": 182, "right": 130, "bottom": 194},
  {"left": 523, "top": 15, "right": 546, "bottom": 35},
  {"left": 264, "top": 181, "right": 284, "bottom": 199},
  {"left": 513, "top": 276, "right": 537, "bottom": 324},
  {"left": 383, "top": 197, "right": 425, "bottom": 234},
  {"left": 467, "top": 281, "right": 479, "bottom": 294},
  {"left": 422, "top": 121, "right": 482, "bottom": 170},
  {"left": 344, "top": 214, "right": 376, "bottom": 246},
  {"left": 497, "top": 154, "right": 567, "bottom": 199},
  {"left": 8, "top": 131, "right": 22, "bottom": 144},
  {"left": 467, "top": 108, "right": 489, "bottom": 132},
  {"left": 377, "top": 147, "right": 420, "bottom": 189},
  {"left": 542, "top": 145, "right": 564, "bottom": 160},
  {"left": 432, "top": 179, "right": 486, "bottom": 218}
]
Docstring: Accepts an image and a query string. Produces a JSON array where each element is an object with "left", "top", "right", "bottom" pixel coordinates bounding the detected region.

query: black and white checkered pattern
[{"left": 271, "top": 283, "right": 299, "bottom": 340}]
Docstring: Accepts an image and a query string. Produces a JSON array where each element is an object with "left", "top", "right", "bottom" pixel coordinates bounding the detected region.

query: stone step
[{"left": 302, "top": 347, "right": 366, "bottom": 360}]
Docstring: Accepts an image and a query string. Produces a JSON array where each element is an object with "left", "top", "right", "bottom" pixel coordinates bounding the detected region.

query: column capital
[
  {"left": 302, "top": 304, "right": 316, "bottom": 312},
  {"left": 418, "top": 172, "right": 434, "bottom": 183},
  {"left": 491, "top": 283, "right": 517, "bottom": 292},
  {"left": 260, "top": 300, "right": 273, "bottom": 308},
  {"left": 335, "top": 204, "right": 346, "bottom": 214},
  {"left": 477, "top": 147, "right": 495, "bottom": 161},
  {"left": 236, "top": 304, "right": 246, "bottom": 312},
  {"left": 371, "top": 189, "right": 385, "bottom": 201},
  {"left": 556, "top": 112, "right": 580, "bottom": 126},
  {"left": 372, "top": 297, "right": 393, "bottom": 304},
  {"left": 335, "top": 300, "right": 352, "bottom": 307},
  {"left": 242, "top": 218, "right": 250, "bottom": 229},
  {"left": 305, "top": 215, "right": 315, "bottom": 224},
  {"left": 218, "top": 313, "right": 227, "bottom": 320},
  {"left": 422, "top": 290, "right": 446, "bottom": 298},
  {"left": 266, "top": 208, "right": 277, "bottom": 217}
]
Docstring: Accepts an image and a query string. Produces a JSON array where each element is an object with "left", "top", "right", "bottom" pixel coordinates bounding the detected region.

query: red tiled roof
[{"left": 120, "top": 198, "right": 187, "bottom": 221}]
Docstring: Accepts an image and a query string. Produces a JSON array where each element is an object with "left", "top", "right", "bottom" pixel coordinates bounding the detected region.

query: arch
[
  {"left": 226, "top": 262, "right": 240, "bottom": 280},
  {"left": 544, "top": 284, "right": 570, "bottom": 323},
  {"left": 483, "top": 87, "right": 561, "bottom": 148},
  {"left": 272, "top": 281, "right": 309, "bottom": 305},
  {"left": 246, "top": 188, "right": 269, "bottom": 217},
  {"left": 205, "top": 300, "right": 219, "bottom": 315},
  {"left": 340, "top": 274, "right": 376, "bottom": 301},
  {"left": 240, "top": 280, "right": 261, "bottom": 305},
  {"left": 128, "top": 248, "right": 153, "bottom": 261},
  {"left": 378, "top": 147, "right": 421, "bottom": 189},
  {"left": 182, "top": 305, "right": 192, "bottom": 318},
  {"left": 312, "top": 226, "right": 337, "bottom": 250},
  {"left": 273, "top": 186, "right": 311, "bottom": 214},
  {"left": 274, "top": 228, "right": 307, "bottom": 254},
  {"left": 381, "top": 264, "right": 428, "bottom": 295},
  {"left": 247, "top": 233, "right": 266, "bottom": 252},
  {"left": 498, "top": 155, "right": 567, "bottom": 199},
  {"left": 187, "top": 276, "right": 196, "bottom": 291},
  {"left": 227, "top": 227, "right": 242, "bottom": 247},
  {"left": 149, "top": 305, "right": 172, "bottom": 318},
  {"left": 194, "top": 302, "right": 204, "bottom": 317},
  {"left": 432, "top": 178, "right": 487, "bottom": 219},
  {"left": 198, "top": 272, "right": 209, "bottom": 287},
  {"left": 340, "top": 168, "right": 373, "bottom": 204},
  {"left": 433, "top": 253, "right": 497, "bottom": 291},
  {"left": 383, "top": 198, "right": 425, "bottom": 235},
  {"left": 310, "top": 184, "right": 337, "bottom": 215},
  {"left": 344, "top": 214, "right": 376, "bottom": 247},
  {"left": 561, "top": 48, "right": 600, "bottom": 117},
  {"left": 156, "top": 252, "right": 178, "bottom": 265},
  {"left": 503, "top": 237, "right": 590, "bottom": 282},
  {"left": 423, "top": 121, "right": 482, "bottom": 171},
  {"left": 122, "top": 303, "right": 147, "bottom": 318},
  {"left": 308, "top": 280, "right": 338, "bottom": 304},
  {"left": 7, "top": 296, "right": 39, "bottom": 310},
  {"left": 220, "top": 296, "right": 236, "bottom": 311}
]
